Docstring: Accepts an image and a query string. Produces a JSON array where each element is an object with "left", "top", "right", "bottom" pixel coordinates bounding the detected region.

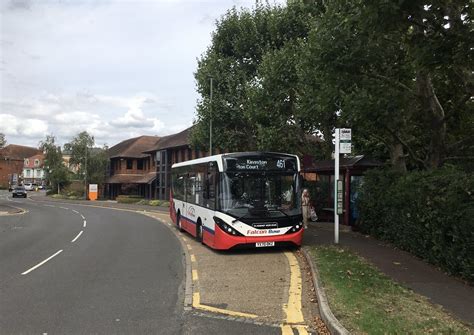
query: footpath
[{"left": 303, "top": 222, "right": 474, "bottom": 326}]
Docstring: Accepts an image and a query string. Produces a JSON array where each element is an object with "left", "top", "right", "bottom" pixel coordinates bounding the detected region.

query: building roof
[
  {"left": 144, "top": 127, "right": 192, "bottom": 153},
  {"left": 107, "top": 135, "right": 160, "bottom": 159},
  {"left": 24, "top": 154, "right": 45, "bottom": 168},
  {"left": 0, "top": 144, "right": 42, "bottom": 160},
  {"left": 303, "top": 155, "right": 381, "bottom": 172},
  {"left": 106, "top": 172, "right": 156, "bottom": 184}
]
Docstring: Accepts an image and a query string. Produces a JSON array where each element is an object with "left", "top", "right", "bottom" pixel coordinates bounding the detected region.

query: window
[
  {"left": 26, "top": 169, "right": 31, "bottom": 177},
  {"left": 34, "top": 159, "right": 40, "bottom": 167},
  {"left": 127, "top": 159, "right": 133, "bottom": 169},
  {"left": 25, "top": 159, "right": 29, "bottom": 166},
  {"left": 137, "top": 159, "right": 144, "bottom": 170}
]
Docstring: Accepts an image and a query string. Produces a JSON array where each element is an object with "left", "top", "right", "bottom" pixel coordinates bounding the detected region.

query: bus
[{"left": 170, "top": 152, "right": 304, "bottom": 250}]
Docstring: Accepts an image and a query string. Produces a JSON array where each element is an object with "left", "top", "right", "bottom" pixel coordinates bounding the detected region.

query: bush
[
  {"left": 46, "top": 189, "right": 56, "bottom": 196},
  {"left": 51, "top": 194, "right": 67, "bottom": 199},
  {"left": 116, "top": 195, "right": 144, "bottom": 204},
  {"left": 149, "top": 200, "right": 161, "bottom": 206},
  {"left": 357, "top": 167, "right": 474, "bottom": 283}
]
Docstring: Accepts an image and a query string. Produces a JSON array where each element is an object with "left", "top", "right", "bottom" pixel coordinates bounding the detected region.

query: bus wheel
[
  {"left": 177, "top": 212, "right": 184, "bottom": 232},
  {"left": 196, "top": 220, "right": 203, "bottom": 243}
]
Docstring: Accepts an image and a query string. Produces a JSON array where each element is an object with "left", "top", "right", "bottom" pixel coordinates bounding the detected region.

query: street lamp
[{"left": 209, "top": 77, "right": 213, "bottom": 156}]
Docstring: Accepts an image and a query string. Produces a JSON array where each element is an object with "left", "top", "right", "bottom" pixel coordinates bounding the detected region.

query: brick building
[
  {"left": 105, "top": 135, "right": 160, "bottom": 199},
  {"left": 144, "top": 127, "right": 211, "bottom": 200},
  {"left": 0, "top": 144, "right": 42, "bottom": 188}
]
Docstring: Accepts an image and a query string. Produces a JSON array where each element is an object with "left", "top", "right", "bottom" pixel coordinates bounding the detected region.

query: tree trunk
[
  {"left": 417, "top": 71, "right": 447, "bottom": 169},
  {"left": 389, "top": 142, "right": 407, "bottom": 173}
]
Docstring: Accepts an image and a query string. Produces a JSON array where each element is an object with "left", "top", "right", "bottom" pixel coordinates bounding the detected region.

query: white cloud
[
  {"left": 0, "top": 113, "right": 48, "bottom": 138},
  {"left": 0, "top": 0, "right": 285, "bottom": 148}
]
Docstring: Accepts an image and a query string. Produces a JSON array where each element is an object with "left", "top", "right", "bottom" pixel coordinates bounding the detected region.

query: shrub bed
[
  {"left": 116, "top": 195, "right": 144, "bottom": 204},
  {"left": 356, "top": 167, "right": 474, "bottom": 283}
]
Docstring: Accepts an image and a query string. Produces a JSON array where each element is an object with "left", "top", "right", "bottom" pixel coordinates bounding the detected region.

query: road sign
[
  {"left": 89, "top": 184, "right": 98, "bottom": 201},
  {"left": 339, "top": 128, "right": 352, "bottom": 154}
]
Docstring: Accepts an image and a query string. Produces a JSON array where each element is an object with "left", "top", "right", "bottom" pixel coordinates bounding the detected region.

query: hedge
[
  {"left": 356, "top": 167, "right": 474, "bottom": 283},
  {"left": 116, "top": 195, "right": 144, "bottom": 204}
]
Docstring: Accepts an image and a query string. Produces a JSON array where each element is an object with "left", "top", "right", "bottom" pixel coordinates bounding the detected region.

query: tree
[
  {"left": 0, "top": 133, "right": 6, "bottom": 148},
  {"left": 300, "top": 0, "right": 473, "bottom": 171},
  {"left": 192, "top": 1, "right": 323, "bottom": 153},
  {"left": 64, "top": 131, "right": 95, "bottom": 180},
  {"left": 87, "top": 145, "right": 109, "bottom": 185},
  {"left": 64, "top": 132, "right": 108, "bottom": 193},
  {"left": 39, "top": 135, "right": 70, "bottom": 193}
]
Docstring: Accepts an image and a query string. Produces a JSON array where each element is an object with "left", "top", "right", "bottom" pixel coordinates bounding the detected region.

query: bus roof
[{"left": 171, "top": 151, "right": 300, "bottom": 172}]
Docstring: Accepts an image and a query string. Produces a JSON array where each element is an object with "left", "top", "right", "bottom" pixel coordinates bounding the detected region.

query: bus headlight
[
  {"left": 214, "top": 217, "right": 244, "bottom": 236},
  {"left": 287, "top": 222, "right": 303, "bottom": 234}
]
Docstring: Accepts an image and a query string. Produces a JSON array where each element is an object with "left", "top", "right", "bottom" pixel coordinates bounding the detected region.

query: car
[
  {"left": 12, "top": 186, "right": 27, "bottom": 198},
  {"left": 24, "top": 183, "right": 34, "bottom": 191}
]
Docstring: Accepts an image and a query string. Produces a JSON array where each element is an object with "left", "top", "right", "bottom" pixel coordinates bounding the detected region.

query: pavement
[{"left": 303, "top": 221, "right": 474, "bottom": 327}]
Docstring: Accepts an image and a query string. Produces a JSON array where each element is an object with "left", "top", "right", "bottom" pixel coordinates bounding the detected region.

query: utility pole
[
  {"left": 84, "top": 145, "right": 88, "bottom": 200},
  {"left": 209, "top": 77, "right": 213, "bottom": 156}
]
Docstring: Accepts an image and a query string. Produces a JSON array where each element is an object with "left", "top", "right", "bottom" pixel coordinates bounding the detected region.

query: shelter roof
[{"left": 303, "top": 155, "right": 381, "bottom": 172}]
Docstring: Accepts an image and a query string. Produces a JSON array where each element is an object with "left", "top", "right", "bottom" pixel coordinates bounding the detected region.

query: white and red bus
[{"left": 169, "top": 152, "right": 304, "bottom": 250}]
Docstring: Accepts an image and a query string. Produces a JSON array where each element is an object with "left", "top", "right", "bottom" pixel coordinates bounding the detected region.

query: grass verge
[{"left": 308, "top": 246, "right": 472, "bottom": 334}]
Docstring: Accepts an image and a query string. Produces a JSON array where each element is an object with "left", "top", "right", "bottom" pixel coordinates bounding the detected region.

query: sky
[{"left": 0, "top": 0, "right": 283, "bottom": 148}]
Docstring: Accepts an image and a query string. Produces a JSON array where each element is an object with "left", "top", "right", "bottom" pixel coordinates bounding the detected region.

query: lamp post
[
  {"left": 84, "top": 145, "right": 88, "bottom": 200},
  {"left": 209, "top": 77, "right": 213, "bottom": 156}
]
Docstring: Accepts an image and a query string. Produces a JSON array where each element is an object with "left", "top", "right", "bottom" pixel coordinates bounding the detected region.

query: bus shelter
[{"left": 301, "top": 155, "right": 380, "bottom": 226}]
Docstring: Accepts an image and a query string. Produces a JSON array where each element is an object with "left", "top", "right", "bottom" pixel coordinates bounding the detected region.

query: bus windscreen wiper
[
  {"left": 267, "top": 206, "right": 290, "bottom": 218},
  {"left": 230, "top": 208, "right": 251, "bottom": 223}
]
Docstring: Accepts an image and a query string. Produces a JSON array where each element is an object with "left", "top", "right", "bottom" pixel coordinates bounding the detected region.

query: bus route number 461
[{"left": 256, "top": 242, "right": 275, "bottom": 247}]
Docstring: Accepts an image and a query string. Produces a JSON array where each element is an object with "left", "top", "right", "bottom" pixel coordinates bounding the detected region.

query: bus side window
[
  {"left": 186, "top": 172, "right": 196, "bottom": 204},
  {"left": 206, "top": 161, "right": 216, "bottom": 209}
]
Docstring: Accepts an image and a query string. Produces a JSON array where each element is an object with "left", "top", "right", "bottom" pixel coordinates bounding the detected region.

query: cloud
[{"left": 0, "top": 113, "right": 48, "bottom": 138}]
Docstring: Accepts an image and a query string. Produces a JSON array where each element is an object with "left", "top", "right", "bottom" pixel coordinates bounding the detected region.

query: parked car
[
  {"left": 12, "top": 186, "right": 27, "bottom": 198},
  {"left": 24, "top": 183, "right": 34, "bottom": 191}
]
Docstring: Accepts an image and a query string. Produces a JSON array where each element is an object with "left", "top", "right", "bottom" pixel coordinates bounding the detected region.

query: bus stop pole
[{"left": 334, "top": 129, "right": 340, "bottom": 244}]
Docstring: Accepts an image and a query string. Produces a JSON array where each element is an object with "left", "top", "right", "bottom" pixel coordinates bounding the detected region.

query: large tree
[
  {"left": 300, "top": 0, "right": 473, "bottom": 170},
  {"left": 39, "top": 135, "right": 70, "bottom": 193},
  {"left": 192, "top": 1, "right": 322, "bottom": 154},
  {"left": 64, "top": 131, "right": 108, "bottom": 186}
]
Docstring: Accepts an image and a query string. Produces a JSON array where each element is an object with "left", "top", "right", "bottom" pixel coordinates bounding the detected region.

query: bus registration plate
[{"left": 256, "top": 242, "right": 275, "bottom": 247}]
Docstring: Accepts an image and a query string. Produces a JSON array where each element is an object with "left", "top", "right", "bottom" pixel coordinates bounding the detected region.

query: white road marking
[
  {"left": 59, "top": 206, "right": 69, "bottom": 210},
  {"left": 43, "top": 204, "right": 55, "bottom": 208},
  {"left": 81, "top": 214, "right": 85, "bottom": 220},
  {"left": 71, "top": 230, "right": 83, "bottom": 243},
  {"left": 83, "top": 220, "right": 87, "bottom": 228},
  {"left": 72, "top": 209, "right": 79, "bottom": 214},
  {"left": 21, "top": 250, "right": 63, "bottom": 275}
]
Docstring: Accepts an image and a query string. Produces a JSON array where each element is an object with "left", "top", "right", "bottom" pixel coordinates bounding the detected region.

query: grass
[{"left": 308, "top": 246, "right": 472, "bottom": 335}]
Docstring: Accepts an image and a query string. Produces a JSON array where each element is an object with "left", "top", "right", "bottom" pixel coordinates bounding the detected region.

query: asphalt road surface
[{"left": 0, "top": 193, "right": 279, "bottom": 334}]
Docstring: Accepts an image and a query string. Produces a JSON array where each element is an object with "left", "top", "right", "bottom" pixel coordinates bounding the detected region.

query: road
[{"left": 0, "top": 192, "right": 281, "bottom": 334}]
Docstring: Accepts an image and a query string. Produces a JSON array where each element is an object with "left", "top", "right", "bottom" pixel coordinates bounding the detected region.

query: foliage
[
  {"left": 357, "top": 167, "right": 474, "bottom": 282},
  {"left": 64, "top": 131, "right": 108, "bottom": 185},
  {"left": 116, "top": 195, "right": 145, "bottom": 204},
  {"left": 309, "top": 246, "right": 471, "bottom": 334},
  {"left": 0, "top": 133, "right": 6, "bottom": 148},
  {"left": 193, "top": 1, "right": 473, "bottom": 171},
  {"left": 301, "top": 0, "right": 473, "bottom": 171},
  {"left": 39, "top": 135, "right": 70, "bottom": 193},
  {"left": 192, "top": 1, "right": 323, "bottom": 155}
]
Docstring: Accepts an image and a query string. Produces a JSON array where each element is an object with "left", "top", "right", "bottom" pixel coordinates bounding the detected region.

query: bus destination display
[{"left": 225, "top": 156, "right": 297, "bottom": 172}]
